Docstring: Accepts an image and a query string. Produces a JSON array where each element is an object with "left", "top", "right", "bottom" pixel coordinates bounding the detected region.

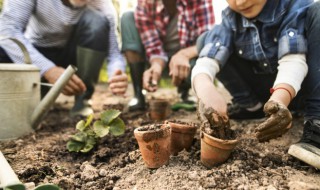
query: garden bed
[{"left": 0, "top": 84, "right": 319, "bottom": 190}]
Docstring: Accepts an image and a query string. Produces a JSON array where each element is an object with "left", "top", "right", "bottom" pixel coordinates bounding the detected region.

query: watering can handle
[{"left": 0, "top": 36, "right": 32, "bottom": 65}]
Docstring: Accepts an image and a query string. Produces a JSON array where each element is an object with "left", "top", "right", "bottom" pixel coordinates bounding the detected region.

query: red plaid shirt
[{"left": 135, "top": 0, "right": 215, "bottom": 62}]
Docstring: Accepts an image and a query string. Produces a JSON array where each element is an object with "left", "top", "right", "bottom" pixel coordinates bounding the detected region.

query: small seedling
[{"left": 67, "top": 109, "right": 126, "bottom": 153}]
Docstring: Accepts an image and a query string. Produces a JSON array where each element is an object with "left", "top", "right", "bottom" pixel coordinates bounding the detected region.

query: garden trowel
[{"left": 0, "top": 151, "right": 60, "bottom": 190}]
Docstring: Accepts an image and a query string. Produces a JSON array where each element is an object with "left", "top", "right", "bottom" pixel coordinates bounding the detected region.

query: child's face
[{"left": 226, "top": 0, "right": 267, "bottom": 18}]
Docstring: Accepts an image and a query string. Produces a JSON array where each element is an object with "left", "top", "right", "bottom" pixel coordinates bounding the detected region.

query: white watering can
[{"left": 0, "top": 38, "right": 77, "bottom": 141}]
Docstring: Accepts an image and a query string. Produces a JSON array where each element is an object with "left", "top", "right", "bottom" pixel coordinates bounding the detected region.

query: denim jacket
[{"left": 199, "top": 0, "right": 314, "bottom": 74}]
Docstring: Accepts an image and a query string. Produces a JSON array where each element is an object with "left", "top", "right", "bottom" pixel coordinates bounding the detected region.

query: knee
[
  {"left": 120, "top": 11, "right": 135, "bottom": 33},
  {"left": 121, "top": 11, "right": 134, "bottom": 25},
  {"left": 79, "top": 9, "right": 110, "bottom": 37}
]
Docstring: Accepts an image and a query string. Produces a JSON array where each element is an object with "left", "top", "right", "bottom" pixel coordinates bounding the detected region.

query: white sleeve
[
  {"left": 273, "top": 54, "right": 308, "bottom": 95},
  {"left": 191, "top": 57, "right": 220, "bottom": 92}
]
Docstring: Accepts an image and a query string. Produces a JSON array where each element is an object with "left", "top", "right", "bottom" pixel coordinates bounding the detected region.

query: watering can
[{"left": 0, "top": 37, "right": 76, "bottom": 141}]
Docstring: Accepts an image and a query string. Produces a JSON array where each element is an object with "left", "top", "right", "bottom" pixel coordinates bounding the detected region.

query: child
[{"left": 192, "top": 0, "right": 320, "bottom": 169}]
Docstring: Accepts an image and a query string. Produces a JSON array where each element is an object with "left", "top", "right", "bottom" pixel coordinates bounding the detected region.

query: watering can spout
[{"left": 31, "top": 65, "right": 77, "bottom": 128}]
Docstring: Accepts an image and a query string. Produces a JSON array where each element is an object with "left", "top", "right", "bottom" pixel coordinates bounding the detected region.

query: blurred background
[{"left": 0, "top": 0, "right": 228, "bottom": 83}]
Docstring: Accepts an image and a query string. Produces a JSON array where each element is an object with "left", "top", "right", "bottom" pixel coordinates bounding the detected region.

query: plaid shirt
[{"left": 135, "top": 0, "right": 215, "bottom": 62}]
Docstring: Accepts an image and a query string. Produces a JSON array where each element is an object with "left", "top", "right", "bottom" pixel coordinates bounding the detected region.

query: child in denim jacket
[{"left": 192, "top": 0, "right": 320, "bottom": 169}]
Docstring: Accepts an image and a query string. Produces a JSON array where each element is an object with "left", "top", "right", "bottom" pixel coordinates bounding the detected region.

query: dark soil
[{"left": 0, "top": 84, "right": 320, "bottom": 190}]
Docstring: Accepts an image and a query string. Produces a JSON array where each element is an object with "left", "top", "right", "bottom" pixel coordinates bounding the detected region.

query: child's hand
[
  {"left": 197, "top": 100, "right": 229, "bottom": 137},
  {"left": 255, "top": 100, "right": 292, "bottom": 142}
]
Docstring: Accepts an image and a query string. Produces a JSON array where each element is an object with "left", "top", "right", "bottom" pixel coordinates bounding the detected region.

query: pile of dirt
[{"left": 0, "top": 84, "right": 319, "bottom": 190}]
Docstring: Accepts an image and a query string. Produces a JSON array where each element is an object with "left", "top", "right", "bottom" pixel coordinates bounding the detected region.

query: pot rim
[
  {"left": 165, "top": 121, "right": 197, "bottom": 134},
  {"left": 134, "top": 124, "right": 171, "bottom": 142},
  {"left": 201, "top": 131, "right": 238, "bottom": 149}
]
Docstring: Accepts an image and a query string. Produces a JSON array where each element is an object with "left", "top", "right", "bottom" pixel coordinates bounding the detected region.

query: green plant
[{"left": 67, "top": 109, "right": 126, "bottom": 153}]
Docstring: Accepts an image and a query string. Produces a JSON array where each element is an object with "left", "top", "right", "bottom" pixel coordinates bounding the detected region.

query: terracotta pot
[
  {"left": 166, "top": 121, "right": 197, "bottom": 155},
  {"left": 134, "top": 124, "right": 171, "bottom": 168},
  {"left": 149, "top": 99, "right": 170, "bottom": 121},
  {"left": 200, "top": 132, "right": 238, "bottom": 168}
]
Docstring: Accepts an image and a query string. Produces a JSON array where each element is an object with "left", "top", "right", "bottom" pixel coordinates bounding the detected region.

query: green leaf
[
  {"left": 80, "top": 136, "right": 96, "bottom": 153},
  {"left": 67, "top": 140, "right": 85, "bottom": 152},
  {"left": 100, "top": 109, "right": 121, "bottom": 125},
  {"left": 109, "top": 118, "right": 126, "bottom": 136},
  {"left": 71, "top": 132, "right": 87, "bottom": 142},
  {"left": 76, "top": 120, "right": 86, "bottom": 132},
  {"left": 93, "top": 120, "right": 110, "bottom": 138}
]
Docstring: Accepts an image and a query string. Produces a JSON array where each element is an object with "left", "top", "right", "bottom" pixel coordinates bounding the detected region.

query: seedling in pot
[
  {"left": 197, "top": 101, "right": 238, "bottom": 168},
  {"left": 67, "top": 109, "right": 126, "bottom": 153}
]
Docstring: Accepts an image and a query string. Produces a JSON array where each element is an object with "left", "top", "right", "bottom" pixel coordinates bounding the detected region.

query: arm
[
  {"left": 169, "top": 0, "right": 215, "bottom": 86},
  {"left": 90, "top": 0, "right": 128, "bottom": 95},
  {"left": 255, "top": 1, "right": 310, "bottom": 141},
  {"left": 89, "top": 0, "right": 126, "bottom": 76},
  {"left": 0, "top": 0, "right": 86, "bottom": 95},
  {"left": 135, "top": 0, "right": 167, "bottom": 63},
  {"left": 0, "top": 0, "right": 56, "bottom": 75},
  {"left": 169, "top": 46, "right": 197, "bottom": 86},
  {"left": 256, "top": 54, "right": 307, "bottom": 142}
]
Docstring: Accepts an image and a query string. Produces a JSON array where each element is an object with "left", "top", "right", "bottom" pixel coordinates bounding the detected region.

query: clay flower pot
[
  {"left": 200, "top": 132, "right": 238, "bottom": 168},
  {"left": 134, "top": 124, "right": 171, "bottom": 169},
  {"left": 149, "top": 99, "right": 170, "bottom": 121},
  {"left": 165, "top": 120, "right": 197, "bottom": 155}
]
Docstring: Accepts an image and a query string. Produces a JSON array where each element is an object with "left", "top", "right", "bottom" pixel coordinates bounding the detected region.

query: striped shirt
[
  {"left": 0, "top": 0, "right": 125, "bottom": 76},
  {"left": 135, "top": 0, "right": 215, "bottom": 62}
]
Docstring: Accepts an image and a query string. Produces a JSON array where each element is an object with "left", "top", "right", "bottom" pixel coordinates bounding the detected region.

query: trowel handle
[{"left": 0, "top": 151, "right": 21, "bottom": 187}]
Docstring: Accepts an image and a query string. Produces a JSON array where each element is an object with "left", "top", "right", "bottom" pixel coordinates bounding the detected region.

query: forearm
[
  {"left": 135, "top": 2, "right": 167, "bottom": 62},
  {"left": 272, "top": 54, "right": 308, "bottom": 106},
  {"left": 193, "top": 73, "right": 217, "bottom": 98},
  {"left": 178, "top": 46, "right": 198, "bottom": 60},
  {"left": 150, "top": 57, "right": 166, "bottom": 73}
]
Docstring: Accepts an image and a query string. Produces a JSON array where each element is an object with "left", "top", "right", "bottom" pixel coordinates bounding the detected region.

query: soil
[{"left": 1, "top": 83, "right": 320, "bottom": 190}]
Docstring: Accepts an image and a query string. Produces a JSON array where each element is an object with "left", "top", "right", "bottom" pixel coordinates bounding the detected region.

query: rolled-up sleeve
[
  {"left": 198, "top": 11, "right": 233, "bottom": 67},
  {"left": 277, "top": 3, "right": 309, "bottom": 59}
]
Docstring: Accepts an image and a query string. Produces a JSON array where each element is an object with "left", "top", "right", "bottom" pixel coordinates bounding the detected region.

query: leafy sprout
[{"left": 67, "top": 109, "right": 125, "bottom": 153}]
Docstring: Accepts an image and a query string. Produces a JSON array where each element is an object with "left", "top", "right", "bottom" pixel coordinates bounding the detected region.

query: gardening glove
[
  {"left": 197, "top": 100, "right": 229, "bottom": 138},
  {"left": 255, "top": 100, "right": 292, "bottom": 142}
]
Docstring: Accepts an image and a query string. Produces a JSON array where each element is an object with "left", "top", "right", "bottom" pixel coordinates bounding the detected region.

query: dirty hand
[
  {"left": 169, "top": 51, "right": 190, "bottom": 86},
  {"left": 108, "top": 69, "right": 128, "bottom": 96},
  {"left": 197, "top": 100, "right": 229, "bottom": 138},
  {"left": 255, "top": 100, "right": 292, "bottom": 142},
  {"left": 43, "top": 66, "right": 86, "bottom": 96},
  {"left": 143, "top": 63, "right": 163, "bottom": 92}
]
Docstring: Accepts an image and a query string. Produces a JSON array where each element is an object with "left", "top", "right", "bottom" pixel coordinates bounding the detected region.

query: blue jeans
[{"left": 198, "top": 2, "right": 320, "bottom": 119}]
